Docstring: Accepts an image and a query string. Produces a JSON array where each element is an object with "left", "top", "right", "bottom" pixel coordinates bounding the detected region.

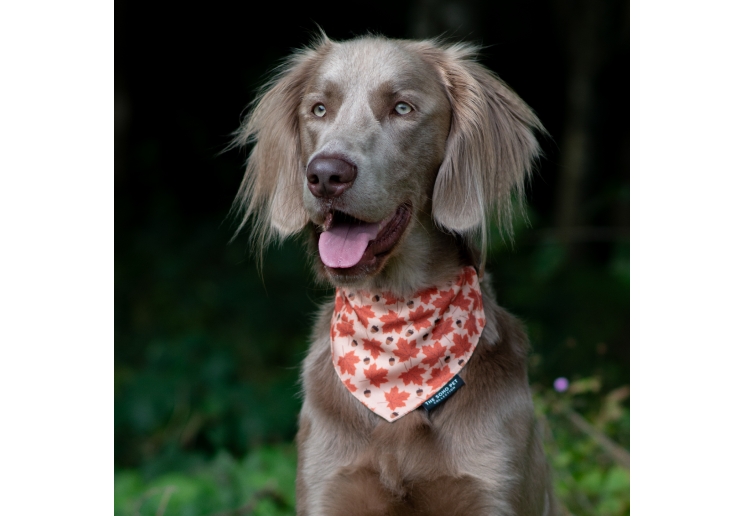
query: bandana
[{"left": 331, "top": 266, "right": 486, "bottom": 422}]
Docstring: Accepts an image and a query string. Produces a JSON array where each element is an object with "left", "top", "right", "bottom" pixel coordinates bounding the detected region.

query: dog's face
[
  {"left": 233, "top": 36, "right": 543, "bottom": 292},
  {"left": 298, "top": 40, "right": 452, "bottom": 282}
]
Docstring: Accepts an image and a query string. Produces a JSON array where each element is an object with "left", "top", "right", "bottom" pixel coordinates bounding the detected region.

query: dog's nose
[{"left": 306, "top": 157, "right": 357, "bottom": 198}]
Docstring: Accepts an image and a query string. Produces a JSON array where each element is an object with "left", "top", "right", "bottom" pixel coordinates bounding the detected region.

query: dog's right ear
[{"left": 231, "top": 35, "right": 332, "bottom": 247}]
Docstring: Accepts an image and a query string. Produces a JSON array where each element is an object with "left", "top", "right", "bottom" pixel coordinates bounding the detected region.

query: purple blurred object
[{"left": 553, "top": 377, "right": 569, "bottom": 392}]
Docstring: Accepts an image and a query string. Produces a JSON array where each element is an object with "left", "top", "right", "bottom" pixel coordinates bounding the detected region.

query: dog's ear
[
  {"left": 417, "top": 42, "right": 544, "bottom": 244},
  {"left": 231, "top": 35, "right": 332, "bottom": 246}
]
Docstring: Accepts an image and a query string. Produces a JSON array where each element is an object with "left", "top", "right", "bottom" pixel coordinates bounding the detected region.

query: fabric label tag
[{"left": 421, "top": 374, "right": 465, "bottom": 413}]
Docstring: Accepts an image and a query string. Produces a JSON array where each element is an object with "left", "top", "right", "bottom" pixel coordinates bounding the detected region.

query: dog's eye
[
  {"left": 394, "top": 102, "right": 412, "bottom": 115},
  {"left": 312, "top": 104, "right": 327, "bottom": 117}
]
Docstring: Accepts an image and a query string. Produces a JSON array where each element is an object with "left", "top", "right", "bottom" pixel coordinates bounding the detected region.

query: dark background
[{"left": 115, "top": 0, "right": 629, "bottom": 509}]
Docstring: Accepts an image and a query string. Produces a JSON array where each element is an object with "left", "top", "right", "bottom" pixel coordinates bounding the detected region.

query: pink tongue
[{"left": 319, "top": 220, "right": 381, "bottom": 268}]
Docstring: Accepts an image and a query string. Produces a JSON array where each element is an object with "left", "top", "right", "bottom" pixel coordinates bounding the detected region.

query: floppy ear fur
[
  {"left": 416, "top": 42, "right": 545, "bottom": 251},
  {"left": 231, "top": 35, "right": 332, "bottom": 248}
]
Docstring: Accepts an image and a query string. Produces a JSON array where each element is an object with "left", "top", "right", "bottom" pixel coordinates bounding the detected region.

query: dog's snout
[{"left": 306, "top": 157, "right": 357, "bottom": 198}]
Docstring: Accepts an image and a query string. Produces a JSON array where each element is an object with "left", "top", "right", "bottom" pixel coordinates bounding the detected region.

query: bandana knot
[{"left": 331, "top": 266, "right": 486, "bottom": 422}]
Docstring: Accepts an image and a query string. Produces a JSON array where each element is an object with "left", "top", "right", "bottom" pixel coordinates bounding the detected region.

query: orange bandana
[{"left": 331, "top": 266, "right": 486, "bottom": 422}]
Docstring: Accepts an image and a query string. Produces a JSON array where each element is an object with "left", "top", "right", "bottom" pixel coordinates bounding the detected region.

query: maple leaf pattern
[
  {"left": 468, "top": 289, "right": 483, "bottom": 311},
  {"left": 353, "top": 304, "right": 375, "bottom": 327},
  {"left": 385, "top": 386, "right": 411, "bottom": 410},
  {"left": 337, "top": 351, "right": 360, "bottom": 375},
  {"left": 380, "top": 310, "right": 406, "bottom": 333},
  {"left": 450, "top": 333, "right": 472, "bottom": 358},
  {"left": 451, "top": 291, "right": 471, "bottom": 311},
  {"left": 408, "top": 306, "right": 435, "bottom": 331},
  {"left": 426, "top": 365, "right": 452, "bottom": 390},
  {"left": 432, "top": 289, "right": 455, "bottom": 314},
  {"left": 398, "top": 365, "right": 425, "bottom": 386},
  {"left": 464, "top": 312, "right": 479, "bottom": 336},
  {"left": 343, "top": 296, "right": 354, "bottom": 314},
  {"left": 335, "top": 314, "right": 355, "bottom": 338},
  {"left": 430, "top": 317, "right": 454, "bottom": 341},
  {"left": 393, "top": 338, "right": 420, "bottom": 362},
  {"left": 329, "top": 266, "right": 485, "bottom": 422},
  {"left": 417, "top": 285, "right": 439, "bottom": 305},
  {"left": 382, "top": 292, "right": 399, "bottom": 305},
  {"left": 421, "top": 341, "right": 447, "bottom": 367},
  {"left": 364, "top": 363, "right": 389, "bottom": 388},
  {"left": 462, "top": 266, "right": 477, "bottom": 286},
  {"left": 344, "top": 378, "right": 357, "bottom": 392},
  {"left": 362, "top": 338, "right": 384, "bottom": 360}
]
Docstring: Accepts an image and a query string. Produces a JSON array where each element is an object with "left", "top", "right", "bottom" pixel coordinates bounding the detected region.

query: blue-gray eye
[
  {"left": 394, "top": 102, "right": 412, "bottom": 115},
  {"left": 313, "top": 104, "right": 326, "bottom": 117}
]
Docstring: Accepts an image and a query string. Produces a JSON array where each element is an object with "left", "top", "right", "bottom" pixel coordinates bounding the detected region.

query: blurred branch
[
  {"left": 566, "top": 408, "right": 630, "bottom": 470},
  {"left": 156, "top": 486, "right": 177, "bottom": 516}
]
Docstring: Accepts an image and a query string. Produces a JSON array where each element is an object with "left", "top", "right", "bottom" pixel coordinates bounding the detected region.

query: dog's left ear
[{"left": 416, "top": 42, "right": 545, "bottom": 241}]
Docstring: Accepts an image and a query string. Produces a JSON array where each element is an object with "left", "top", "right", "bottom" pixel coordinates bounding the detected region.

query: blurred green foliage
[{"left": 114, "top": 380, "right": 629, "bottom": 516}]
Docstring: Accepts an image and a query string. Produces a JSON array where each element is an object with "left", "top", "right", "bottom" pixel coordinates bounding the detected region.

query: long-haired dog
[{"left": 232, "top": 33, "right": 557, "bottom": 516}]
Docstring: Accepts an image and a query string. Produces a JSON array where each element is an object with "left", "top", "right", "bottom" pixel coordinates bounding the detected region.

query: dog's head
[{"left": 233, "top": 34, "right": 543, "bottom": 292}]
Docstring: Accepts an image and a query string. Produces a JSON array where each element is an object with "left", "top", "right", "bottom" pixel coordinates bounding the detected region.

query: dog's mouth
[{"left": 317, "top": 203, "right": 412, "bottom": 272}]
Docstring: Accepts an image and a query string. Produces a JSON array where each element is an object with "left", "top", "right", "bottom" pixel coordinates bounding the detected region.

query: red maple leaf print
[
  {"left": 362, "top": 338, "right": 384, "bottom": 360},
  {"left": 421, "top": 341, "right": 447, "bottom": 367},
  {"left": 334, "top": 294, "right": 344, "bottom": 314},
  {"left": 426, "top": 364, "right": 452, "bottom": 390},
  {"left": 430, "top": 317, "right": 454, "bottom": 341},
  {"left": 432, "top": 289, "right": 455, "bottom": 314},
  {"left": 343, "top": 296, "right": 354, "bottom": 314},
  {"left": 337, "top": 351, "right": 360, "bottom": 375},
  {"left": 464, "top": 312, "right": 479, "bottom": 336},
  {"left": 450, "top": 333, "right": 472, "bottom": 358},
  {"left": 343, "top": 378, "right": 357, "bottom": 392},
  {"left": 398, "top": 365, "right": 425, "bottom": 386},
  {"left": 385, "top": 386, "right": 411, "bottom": 410},
  {"left": 462, "top": 267, "right": 477, "bottom": 286},
  {"left": 382, "top": 292, "right": 399, "bottom": 305},
  {"left": 450, "top": 291, "right": 471, "bottom": 311},
  {"left": 393, "top": 338, "right": 420, "bottom": 362},
  {"left": 417, "top": 286, "right": 439, "bottom": 305},
  {"left": 467, "top": 289, "right": 483, "bottom": 311},
  {"left": 364, "top": 363, "right": 389, "bottom": 388},
  {"left": 380, "top": 310, "right": 406, "bottom": 333},
  {"left": 353, "top": 304, "right": 375, "bottom": 327},
  {"left": 336, "top": 314, "right": 356, "bottom": 338},
  {"left": 409, "top": 306, "right": 435, "bottom": 331}
]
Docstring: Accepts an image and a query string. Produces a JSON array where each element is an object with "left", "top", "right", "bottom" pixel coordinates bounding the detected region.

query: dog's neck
[{"left": 321, "top": 215, "right": 473, "bottom": 298}]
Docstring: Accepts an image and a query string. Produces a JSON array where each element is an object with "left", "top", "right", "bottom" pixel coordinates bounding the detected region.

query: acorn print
[
  {"left": 423, "top": 333, "right": 429, "bottom": 341},
  {"left": 444, "top": 355, "right": 451, "bottom": 363},
  {"left": 391, "top": 412, "right": 399, "bottom": 418},
  {"left": 435, "top": 318, "right": 441, "bottom": 324},
  {"left": 364, "top": 389, "right": 371, "bottom": 398},
  {"left": 407, "top": 329, "right": 414, "bottom": 336},
  {"left": 371, "top": 325, "right": 379, "bottom": 333},
  {"left": 407, "top": 300, "right": 414, "bottom": 308},
  {"left": 416, "top": 388, "right": 423, "bottom": 396},
  {"left": 386, "top": 336, "right": 394, "bottom": 344},
  {"left": 348, "top": 293, "right": 355, "bottom": 299},
  {"left": 456, "top": 319, "right": 462, "bottom": 328},
  {"left": 336, "top": 313, "right": 341, "bottom": 321},
  {"left": 352, "top": 339, "right": 358, "bottom": 347},
  {"left": 373, "top": 294, "right": 380, "bottom": 302},
  {"left": 389, "top": 357, "right": 395, "bottom": 366},
  {"left": 364, "top": 357, "right": 370, "bottom": 365},
  {"left": 458, "top": 359, "right": 464, "bottom": 366}
]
